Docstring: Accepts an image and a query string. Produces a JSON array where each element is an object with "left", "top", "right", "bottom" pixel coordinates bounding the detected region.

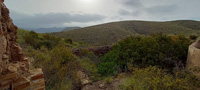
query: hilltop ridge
[{"left": 52, "top": 20, "right": 200, "bottom": 45}]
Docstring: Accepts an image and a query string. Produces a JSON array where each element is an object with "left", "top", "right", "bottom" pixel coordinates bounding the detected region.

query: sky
[{"left": 4, "top": 0, "right": 200, "bottom": 28}]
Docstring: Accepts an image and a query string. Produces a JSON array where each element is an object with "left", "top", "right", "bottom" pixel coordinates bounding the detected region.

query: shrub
[
  {"left": 29, "top": 44, "right": 81, "bottom": 90},
  {"left": 24, "top": 31, "right": 39, "bottom": 46},
  {"left": 103, "top": 76, "right": 113, "bottom": 84},
  {"left": 78, "top": 49, "right": 99, "bottom": 65},
  {"left": 118, "top": 67, "right": 200, "bottom": 90},
  {"left": 65, "top": 38, "right": 73, "bottom": 44},
  {"left": 79, "top": 58, "right": 100, "bottom": 82},
  {"left": 19, "top": 30, "right": 63, "bottom": 49},
  {"left": 98, "top": 34, "right": 191, "bottom": 76}
]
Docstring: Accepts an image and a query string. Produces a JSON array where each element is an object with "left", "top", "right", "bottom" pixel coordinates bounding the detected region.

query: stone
[
  {"left": 99, "top": 83, "right": 106, "bottom": 89},
  {"left": 32, "top": 79, "right": 45, "bottom": 87},
  {"left": 14, "top": 82, "right": 31, "bottom": 90},
  {"left": 187, "top": 40, "right": 200, "bottom": 77},
  {"left": 31, "top": 73, "right": 44, "bottom": 81},
  {"left": 194, "top": 39, "right": 200, "bottom": 49},
  {"left": 77, "top": 71, "right": 90, "bottom": 85},
  {"left": 35, "top": 86, "right": 45, "bottom": 90},
  {"left": 0, "top": 85, "right": 10, "bottom": 90},
  {"left": 0, "top": 79, "right": 13, "bottom": 87},
  {"left": 0, "top": 73, "right": 17, "bottom": 82},
  {"left": 0, "top": 1, "right": 45, "bottom": 89},
  {"left": 14, "top": 76, "right": 29, "bottom": 84},
  {"left": 0, "top": 67, "right": 2, "bottom": 74},
  {"left": 8, "top": 63, "right": 19, "bottom": 73},
  {"left": 2, "top": 54, "right": 9, "bottom": 60}
]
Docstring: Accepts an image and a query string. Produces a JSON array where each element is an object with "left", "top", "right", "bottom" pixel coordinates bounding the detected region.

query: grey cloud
[
  {"left": 118, "top": 9, "right": 140, "bottom": 16},
  {"left": 117, "top": 0, "right": 179, "bottom": 20},
  {"left": 123, "top": 0, "right": 142, "bottom": 8},
  {"left": 116, "top": 0, "right": 143, "bottom": 8},
  {"left": 118, "top": 9, "right": 132, "bottom": 15},
  {"left": 10, "top": 11, "right": 106, "bottom": 28},
  {"left": 6, "top": 0, "right": 200, "bottom": 28},
  {"left": 146, "top": 4, "right": 178, "bottom": 15},
  {"left": 116, "top": 0, "right": 144, "bottom": 16}
]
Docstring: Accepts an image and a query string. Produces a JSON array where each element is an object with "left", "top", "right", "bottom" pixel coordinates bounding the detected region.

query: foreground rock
[{"left": 0, "top": 1, "right": 45, "bottom": 90}]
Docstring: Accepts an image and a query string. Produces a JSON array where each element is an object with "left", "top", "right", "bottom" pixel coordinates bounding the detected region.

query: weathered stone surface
[
  {"left": 8, "top": 62, "right": 19, "bottom": 73},
  {"left": 0, "top": 73, "right": 17, "bottom": 82},
  {"left": 35, "top": 86, "right": 45, "bottom": 90},
  {"left": 0, "top": 79, "right": 13, "bottom": 87},
  {"left": 14, "top": 82, "right": 31, "bottom": 90},
  {"left": 194, "top": 39, "right": 200, "bottom": 49},
  {"left": 0, "top": 85, "right": 10, "bottom": 90},
  {"left": 77, "top": 71, "right": 90, "bottom": 85},
  {"left": 31, "top": 73, "right": 44, "bottom": 81},
  {"left": 0, "top": 1, "right": 45, "bottom": 90},
  {"left": 14, "top": 76, "right": 29, "bottom": 84},
  {"left": 187, "top": 40, "right": 200, "bottom": 77}
]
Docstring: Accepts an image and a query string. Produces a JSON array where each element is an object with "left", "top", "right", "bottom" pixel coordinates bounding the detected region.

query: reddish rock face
[
  {"left": 0, "top": 0, "right": 19, "bottom": 76},
  {"left": 0, "top": 1, "right": 45, "bottom": 90}
]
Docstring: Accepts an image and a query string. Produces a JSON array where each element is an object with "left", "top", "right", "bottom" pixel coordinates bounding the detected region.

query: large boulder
[{"left": 187, "top": 39, "right": 200, "bottom": 77}]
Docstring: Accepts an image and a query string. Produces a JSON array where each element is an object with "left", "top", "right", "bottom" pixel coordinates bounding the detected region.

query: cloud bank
[{"left": 5, "top": 0, "right": 200, "bottom": 28}]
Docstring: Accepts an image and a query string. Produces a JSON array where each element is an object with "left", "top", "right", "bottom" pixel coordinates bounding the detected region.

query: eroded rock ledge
[{"left": 0, "top": 1, "right": 45, "bottom": 90}]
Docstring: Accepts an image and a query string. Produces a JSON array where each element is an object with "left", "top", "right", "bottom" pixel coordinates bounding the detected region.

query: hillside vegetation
[
  {"left": 17, "top": 29, "right": 200, "bottom": 90},
  {"left": 52, "top": 20, "right": 200, "bottom": 45}
]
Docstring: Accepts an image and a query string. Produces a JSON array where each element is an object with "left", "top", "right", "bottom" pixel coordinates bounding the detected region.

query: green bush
[
  {"left": 118, "top": 67, "right": 200, "bottom": 90},
  {"left": 17, "top": 29, "right": 30, "bottom": 44},
  {"left": 103, "top": 76, "right": 113, "bottom": 84},
  {"left": 65, "top": 38, "right": 73, "bottom": 44},
  {"left": 98, "top": 34, "right": 191, "bottom": 76},
  {"left": 79, "top": 58, "right": 100, "bottom": 82},
  {"left": 28, "top": 44, "right": 81, "bottom": 90},
  {"left": 27, "top": 43, "right": 100, "bottom": 90},
  {"left": 20, "top": 30, "right": 63, "bottom": 49},
  {"left": 24, "top": 31, "right": 39, "bottom": 46}
]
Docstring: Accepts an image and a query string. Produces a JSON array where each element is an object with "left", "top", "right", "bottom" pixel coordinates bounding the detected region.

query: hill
[
  {"left": 52, "top": 20, "right": 200, "bottom": 45},
  {"left": 22, "top": 27, "right": 80, "bottom": 33},
  {"left": 61, "top": 27, "right": 81, "bottom": 32}
]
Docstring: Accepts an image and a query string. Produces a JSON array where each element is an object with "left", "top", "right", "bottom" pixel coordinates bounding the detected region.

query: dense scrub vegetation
[
  {"left": 98, "top": 34, "right": 192, "bottom": 76},
  {"left": 17, "top": 29, "right": 88, "bottom": 49},
  {"left": 119, "top": 67, "right": 200, "bottom": 90},
  {"left": 18, "top": 29, "right": 200, "bottom": 90},
  {"left": 18, "top": 29, "right": 98, "bottom": 89},
  {"left": 97, "top": 34, "right": 200, "bottom": 89},
  {"left": 25, "top": 43, "right": 100, "bottom": 90},
  {"left": 26, "top": 44, "right": 81, "bottom": 89}
]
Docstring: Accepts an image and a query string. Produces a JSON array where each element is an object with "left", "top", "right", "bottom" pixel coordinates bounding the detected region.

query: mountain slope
[
  {"left": 23, "top": 27, "right": 80, "bottom": 33},
  {"left": 52, "top": 20, "right": 200, "bottom": 45}
]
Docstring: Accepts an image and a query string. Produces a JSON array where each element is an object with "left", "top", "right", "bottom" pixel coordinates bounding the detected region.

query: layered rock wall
[{"left": 0, "top": 1, "right": 45, "bottom": 90}]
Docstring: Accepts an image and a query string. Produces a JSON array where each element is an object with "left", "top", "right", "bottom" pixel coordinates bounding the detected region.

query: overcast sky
[{"left": 4, "top": 0, "right": 200, "bottom": 28}]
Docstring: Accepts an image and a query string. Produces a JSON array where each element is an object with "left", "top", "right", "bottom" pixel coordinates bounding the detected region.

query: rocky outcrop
[
  {"left": 187, "top": 39, "right": 200, "bottom": 77},
  {"left": 0, "top": 1, "right": 45, "bottom": 90}
]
